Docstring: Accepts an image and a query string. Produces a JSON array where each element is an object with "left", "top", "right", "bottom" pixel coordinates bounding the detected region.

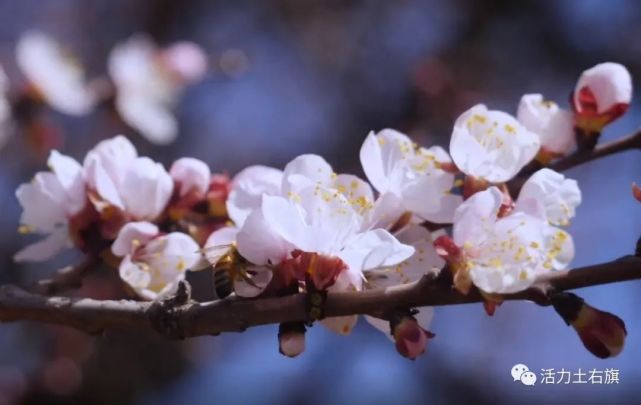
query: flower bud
[
  {"left": 391, "top": 315, "right": 435, "bottom": 360},
  {"left": 552, "top": 292, "right": 627, "bottom": 359},
  {"left": 632, "top": 182, "right": 641, "bottom": 203},
  {"left": 278, "top": 322, "right": 306, "bottom": 358},
  {"left": 517, "top": 94, "right": 575, "bottom": 162},
  {"left": 573, "top": 62, "right": 632, "bottom": 137}
]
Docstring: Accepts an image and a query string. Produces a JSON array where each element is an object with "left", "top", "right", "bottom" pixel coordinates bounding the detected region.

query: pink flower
[
  {"left": 111, "top": 221, "right": 201, "bottom": 300},
  {"left": 517, "top": 94, "right": 575, "bottom": 161},
  {"left": 15, "top": 151, "right": 88, "bottom": 262},
  {"left": 83, "top": 136, "right": 173, "bottom": 237}
]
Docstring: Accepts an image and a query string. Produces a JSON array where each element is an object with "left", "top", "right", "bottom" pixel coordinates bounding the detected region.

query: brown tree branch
[
  {"left": 31, "top": 255, "right": 100, "bottom": 295},
  {"left": 548, "top": 128, "right": 641, "bottom": 172},
  {"left": 2, "top": 255, "right": 640, "bottom": 338},
  {"left": 509, "top": 127, "right": 641, "bottom": 193}
]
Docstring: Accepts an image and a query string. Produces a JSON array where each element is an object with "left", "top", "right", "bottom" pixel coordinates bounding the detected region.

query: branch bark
[
  {"left": 2, "top": 255, "right": 640, "bottom": 338},
  {"left": 509, "top": 127, "right": 641, "bottom": 193},
  {"left": 32, "top": 255, "right": 100, "bottom": 295}
]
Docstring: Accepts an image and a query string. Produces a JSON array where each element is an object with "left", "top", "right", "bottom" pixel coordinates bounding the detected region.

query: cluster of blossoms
[
  {"left": 3, "top": 31, "right": 207, "bottom": 147},
  {"left": 16, "top": 62, "right": 633, "bottom": 359}
]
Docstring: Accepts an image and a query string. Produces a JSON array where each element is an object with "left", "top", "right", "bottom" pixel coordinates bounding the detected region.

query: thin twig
[
  {"left": 509, "top": 128, "right": 641, "bottom": 193},
  {"left": 2, "top": 255, "right": 640, "bottom": 338},
  {"left": 32, "top": 255, "right": 100, "bottom": 295}
]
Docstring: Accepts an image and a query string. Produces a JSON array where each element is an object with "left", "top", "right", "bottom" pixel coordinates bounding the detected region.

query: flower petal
[
  {"left": 170, "top": 157, "right": 211, "bottom": 198},
  {"left": 111, "top": 221, "right": 159, "bottom": 257},
  {"left": 281, "top": 154, "right": 333, "bottom": 196},
  {"left": 321, "top": 315, "right": 358, "bottom": 336},
  {"left": 226, "top": 165, "right": 283, "bottom": 227},
  {"left": 14, "top": 227, "right": 69, "bottom": 262}
]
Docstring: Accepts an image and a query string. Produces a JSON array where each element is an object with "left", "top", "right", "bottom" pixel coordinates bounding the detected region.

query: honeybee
[{"left": 197, "top": 243, "right": 272, "bottom": 299}]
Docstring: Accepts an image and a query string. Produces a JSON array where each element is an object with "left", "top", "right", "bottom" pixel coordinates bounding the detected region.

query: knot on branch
[
  {"left": 148, "top": 280, "right": 193, "bottom": 339},
  {"left": 304, "top": 290, "right": 327, "bottom": 323}
]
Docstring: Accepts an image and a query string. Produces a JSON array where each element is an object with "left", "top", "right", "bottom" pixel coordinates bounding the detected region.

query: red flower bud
[
  {"left": 552, "top": 293, "right": 627, "bottom": 359},
  {"left": 392, "top": 315, "right": 435, "bottom": 360},
  {"left": 278, "top": 322, "right": 306, "bottom": 358},
  {"left": 632, "top": 182, "right": 641, "bottom": 203},
  {"left": 572, "top": 63, "right": 632, "bottom": 140}
]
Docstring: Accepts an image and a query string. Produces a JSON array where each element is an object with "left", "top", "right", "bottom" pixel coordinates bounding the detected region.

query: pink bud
[
  {"left": 392, "top": 316, "right": 435, "bottom": 360},
  {"left": 553, "top": 293, "right": 627, "bottom": 358},
  {"left": 278, "top": 322, "right": 306, "bottom": 358},
  {"left": 573, "top": 62, "right": 632, "bottom": 133}
]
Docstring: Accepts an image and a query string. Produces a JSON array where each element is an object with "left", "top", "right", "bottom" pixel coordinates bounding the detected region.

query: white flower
[
  {"left": 227, "top": 154, "right": 374, "bottom": 227},
  {"left": 170, "top": 157, "right": 211, "bottom": 200},
  {"left": 517, "top": 94, "right": 575, "bottom": 156},
  {"left": 15, "top": 151, "right": 86, "bottom": 262},
  {"left": 16, "top": 31, "right": 96, "bottom": 115},
  {"left": 237, "top": 186, "right": 413, "bottom": 278},
  {"left": 452, "top": 187, "right": 573, "bottom": 294},
  {"left": 226, "top": 165, "right": 284, "bottom": 228},
  {"left": 108, "top": 36, "right": 207, "bottom": 144},
  {"left": 574, "top": 62, "right": 632, "bottom": 116},
  {"left": 450, "top": 104, "right": 540, "bottom": 183},
  {"left": 112, "top": 221, "right": 201, "bottom": 300},
  {"left": 360, "top": 129, "right": 461, "bottom": 225},
  {"left": 516, "top": 169, "right": 581, "bottom": 227},
  {"left": 364, "top": 224, "right": 443, "bottom": 340},
  {"left": 83, "top": 135, "right": 173, "bottom": 223},
  {"left": 235, "top": 185, "right": 414, "bottom": 334},
  {"left": 365, "top": 224, "right": 444, "bottom": 287}
]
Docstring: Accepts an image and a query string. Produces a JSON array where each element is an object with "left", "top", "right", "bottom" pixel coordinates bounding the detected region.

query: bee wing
[
  {"left": 233, "top": 265, "right": 273, "bottom": 298},
  {"left": 199, "top": 243, "right": 234, "bottom": 267}
]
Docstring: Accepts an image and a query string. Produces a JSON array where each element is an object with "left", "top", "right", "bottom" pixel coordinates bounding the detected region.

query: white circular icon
[
  {"left": 511, "top": 363, "right": 529, "bottom": 381},
  {"left": 520, "top": 371, "right": 537, "bottom": 386}
]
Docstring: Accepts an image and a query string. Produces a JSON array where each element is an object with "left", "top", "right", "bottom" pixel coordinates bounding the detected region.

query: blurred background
[{"left": 0, "top": 0, "right": 640, "bottom": 403}]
